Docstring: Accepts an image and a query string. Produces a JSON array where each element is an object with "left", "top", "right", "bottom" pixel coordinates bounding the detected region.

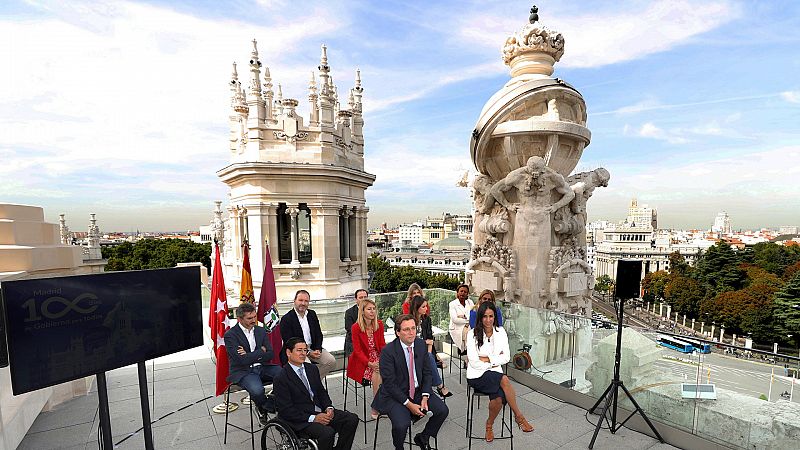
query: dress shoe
[
  {"left": 436, "top": 386, "right": 453, "bottom": 398},
  {"left": 255, "top": 406, "right": 269, "bottom": 426},
  {"left": 413, "top": 433, "right": 431, "bottom": 450}
]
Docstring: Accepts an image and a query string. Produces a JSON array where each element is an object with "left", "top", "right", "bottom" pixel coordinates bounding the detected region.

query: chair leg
[
  {"left": 362, "top": 384, "right": 368, "bottom": 444},
  {"left": 248, "top": 394, "right": 255, "bottom": 450},
  {"left": 223, "top": 386, "right": 231, "bottom": 444},
  {"left": 341, "top": 356, "right": 348, "bottom": 394},
  {"left": 372, "top": 415, "right": 381, "bottom": 450}
]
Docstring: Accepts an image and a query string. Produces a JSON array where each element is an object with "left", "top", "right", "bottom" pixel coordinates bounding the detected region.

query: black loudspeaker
[
  {"left": 615, "top": 260, "right": 642, "bottom": 300},
  {"left": 0, "top": 288, "right": 8, "bottom": 368}
]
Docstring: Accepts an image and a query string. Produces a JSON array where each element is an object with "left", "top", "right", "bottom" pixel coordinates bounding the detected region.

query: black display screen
[{"left": 0, "top": 267, "right": 202, "bottom": 395}]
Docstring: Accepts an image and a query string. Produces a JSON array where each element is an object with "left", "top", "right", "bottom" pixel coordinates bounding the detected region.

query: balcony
[{"left": 18, "top": 288, "right": 798, "bottom": 449}]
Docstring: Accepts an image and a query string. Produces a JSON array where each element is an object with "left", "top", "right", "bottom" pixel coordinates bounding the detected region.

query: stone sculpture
[{"left": 466, "top": 6, "right": 609, "bottom": 318}]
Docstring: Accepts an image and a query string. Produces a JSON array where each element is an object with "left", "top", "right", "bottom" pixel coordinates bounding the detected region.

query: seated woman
[
  {"left": 346, "top": 297, "right": 386, "bottom": 418},
  {"left": 468, "top": 289, "right": 504, "bottom": 328},
  {"left": 466, "top": 302, "right": 533, "bottom": 442},
  {"left": 401, "top": 282, "right": 423, "bottom": 315},
  {"left": 410, "top": 295, "right": 452, "bottom": 398}
]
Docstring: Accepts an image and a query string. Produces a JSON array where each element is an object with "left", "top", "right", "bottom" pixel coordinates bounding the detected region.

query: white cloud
[
  {"left": 781, "top": 90, "right": 800, "bottom": 103},
  {"left": 1, "top": 0, "right": 347, "bottom": 172},
  {"left": 625, "top": 121, "right": 689, "bottom": 144},
  {"left": 455, "top": 0, "right": 741, "bottom": 69}
]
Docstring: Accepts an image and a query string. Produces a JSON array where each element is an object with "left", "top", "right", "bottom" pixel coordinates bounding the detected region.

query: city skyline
[{"left": 2, "top": 0, "right": 799, "bottom": 231}]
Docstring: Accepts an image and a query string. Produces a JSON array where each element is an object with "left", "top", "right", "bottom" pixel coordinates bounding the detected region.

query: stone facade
[
  {"left": 466, "top": 8, "right": 608, "bottom": 316},
  {"left": 215, "top": 41, "right": 375, "bottom": 302}
]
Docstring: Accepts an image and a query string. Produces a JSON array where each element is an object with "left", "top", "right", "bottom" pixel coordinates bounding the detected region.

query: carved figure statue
[
  {"left": 485, "top": 156, "right": 574, "bottom": 301},
  {"left": 489, "top": 156, "right": 574, "bottom": 215}
]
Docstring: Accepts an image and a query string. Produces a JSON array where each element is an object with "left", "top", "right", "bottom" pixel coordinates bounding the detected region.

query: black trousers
[
  {"left": 297, "top": 409, "right": 359, "bottom": 450},
  {"left": 385, "top": 394, "right": 449, "bottom": 450}
]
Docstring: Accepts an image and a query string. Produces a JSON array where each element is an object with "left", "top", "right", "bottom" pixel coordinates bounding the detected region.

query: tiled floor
[{"left": 19, "top": 347, "right": 678, "bottom": 449}]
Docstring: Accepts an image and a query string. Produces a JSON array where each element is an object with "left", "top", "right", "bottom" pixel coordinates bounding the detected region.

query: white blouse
[{"left": 465, "top": 326, "right": 510, "bottom": 380}]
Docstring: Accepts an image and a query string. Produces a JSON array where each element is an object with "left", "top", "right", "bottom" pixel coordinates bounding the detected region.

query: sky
[{"left": 2, "top": 0, "right": 799, "bottom": 232}]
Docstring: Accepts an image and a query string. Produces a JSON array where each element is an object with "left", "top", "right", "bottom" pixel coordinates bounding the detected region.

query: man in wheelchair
[{"left": 273, "top": 337, "right": 358, "bottom": 450}]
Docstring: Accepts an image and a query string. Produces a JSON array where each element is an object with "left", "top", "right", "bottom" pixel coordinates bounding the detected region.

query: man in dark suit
[
  {"left": 224, "top": 302, "right": 281, "bottom": 424},
  {"left": 372, "top": 314, "right": 449, "bottom": 450},
  {"left": 280, "top": 289, "right": 336, "bottom": 381},
  {"left": 344, "top": 289, "right": 369, "bottom": 356},
  {"left": 274, "top": 337, "right": 358, "bottom": 450}
]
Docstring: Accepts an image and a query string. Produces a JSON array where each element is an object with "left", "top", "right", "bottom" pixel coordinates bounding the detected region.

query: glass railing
[{"left": 269, "top": 287, "right": 800, "bottom": 449}]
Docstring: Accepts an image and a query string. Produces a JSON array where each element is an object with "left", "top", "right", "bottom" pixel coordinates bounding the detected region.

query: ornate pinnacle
[
  {"left": 250, "top": 38, "right": 260, "bottom": 63},
  {"left": 276, "top": 83, "right": 283, "bottom": 102},
  {"left": 262, "top": 66, "right": 273, "bottom": 93},
  {"left": 230, "top": 62, "right": 238, "bottom": 85},
  {"left": 348, "top": 89, "right": 355, "bottom": 109},
  {"left": 308, "top": 71, "right": 317, "bottom": 97},
  {"left": 529, "top": 5, "right": 539, "bottom": 24},
  {"left": 319, "top": 44, "right": 329, "bottom": 72},
  {"left": 353, "top": 68, "right": 363, "bottom": 94}
]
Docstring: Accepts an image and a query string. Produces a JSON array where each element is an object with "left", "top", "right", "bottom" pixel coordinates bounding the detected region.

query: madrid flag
[
  {"left": 209, "top": 243, "right": 231, "bottom": 396},
  {"left": 257, "top": 244, "right": 282, "bottom": 365}
]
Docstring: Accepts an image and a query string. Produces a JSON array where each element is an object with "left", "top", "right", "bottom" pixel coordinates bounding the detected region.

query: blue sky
[{"left": 2, "top": 0, "right": 799, "bottom": 232}]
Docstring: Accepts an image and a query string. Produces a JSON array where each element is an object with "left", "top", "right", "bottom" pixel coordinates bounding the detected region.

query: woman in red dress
[
  {"left": 401, "top": 282, "right": 423, "bottom": 315},
  {"left": 346, "top": 297, "right": 386, "bottom": 418}
]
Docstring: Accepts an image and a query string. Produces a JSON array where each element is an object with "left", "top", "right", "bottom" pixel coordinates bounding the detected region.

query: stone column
[
  {"left": 245, "top": 204, "right": 268, "bottom": 281},
  {"left": 710, "top": 323, "right": 716, "bottom": 340},
  {"left": 264, "top": 203, "right": 279, "bottom": 266},
  {"left": 666, "top": 305, "right": 672, "bottom": 321},
  {"left": 286, "top": 205, "right": 300, "bottom": 265},
  {"left": 700, "top": 322, "right": 705, "bottom": 335},
  {"left": 691, "top": 318, "right": 695, "bottom": 332},
  {"left": 682, "top": 315, "right": 686, "bottom": 327},
  {"left": 720, "top": 326, "right": 725, "bottom": 343}
]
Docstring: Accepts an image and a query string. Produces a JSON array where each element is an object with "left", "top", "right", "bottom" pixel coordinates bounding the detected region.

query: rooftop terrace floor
[{"left": 19, "top": 345, "right": 680, "bottom": 450}]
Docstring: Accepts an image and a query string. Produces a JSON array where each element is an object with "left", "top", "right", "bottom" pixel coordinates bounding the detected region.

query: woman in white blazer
[
  {"left": 466, "top": 302, "right": 534, "bottom": 442},
  {"left": 448, "top": 284, "right": 474, "bottom": 353}
]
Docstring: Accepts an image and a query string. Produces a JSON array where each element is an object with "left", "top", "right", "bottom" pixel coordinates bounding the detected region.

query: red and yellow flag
[{"left": 240, "top": 242, "right": 255, "bottom": 303}]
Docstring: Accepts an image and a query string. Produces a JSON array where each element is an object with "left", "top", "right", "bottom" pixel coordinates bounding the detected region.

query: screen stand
[
  {"left": 96, "top": 372, "right": 113, "bottom": 449},
  {"left": 138, "top": 361, "right": 155, "bottom": 450}
]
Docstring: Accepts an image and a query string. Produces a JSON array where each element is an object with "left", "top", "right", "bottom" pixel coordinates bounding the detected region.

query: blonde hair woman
[
  {"left": 346, "top": 297, "right": 386, "bottom": 418},
  {"left": 402, "top": 282, "right": 423, "bottom": 315},
  {"left": 468, "top": 289, "right": 504, "bottom": 328}
]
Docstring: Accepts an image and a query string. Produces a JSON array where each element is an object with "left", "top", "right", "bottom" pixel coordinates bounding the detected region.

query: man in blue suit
[
  {"left": 274, "top": 337, "right": 358, "bottom": 450},
  {"left": 372, "top": 314, "right": 449, "bottom": 450},
  {"left": 224, "top": 302, "right": 281, "bottom": 424}
]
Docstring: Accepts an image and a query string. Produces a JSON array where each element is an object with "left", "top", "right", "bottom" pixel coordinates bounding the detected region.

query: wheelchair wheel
[{"left": 260, "top": 419, "right": 299, "bottom": 450}]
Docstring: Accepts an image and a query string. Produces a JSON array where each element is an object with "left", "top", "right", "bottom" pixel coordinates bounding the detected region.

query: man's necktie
[
  {"left": 298, "top": 366, "right": 321, "bottom": 412},
  {"left": 407, "top": 346, "right": 415, "bottom": 399}
]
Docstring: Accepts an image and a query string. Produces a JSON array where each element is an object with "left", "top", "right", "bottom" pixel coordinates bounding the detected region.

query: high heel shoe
[
  {"left": 436, "top": 386, "right": 453, "bottom": 398},
  {"left": 485, "top": 421, "right": 494, "bottom": 442},
  {"left": 515, "top": 415, "right": 534, "bottom": 432}
]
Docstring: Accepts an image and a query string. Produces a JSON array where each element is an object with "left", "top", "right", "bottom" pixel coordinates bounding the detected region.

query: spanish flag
[{"left": 240, "top": 242, "right": 255, "bottom": 303}]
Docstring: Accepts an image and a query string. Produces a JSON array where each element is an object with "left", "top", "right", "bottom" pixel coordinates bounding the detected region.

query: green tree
[
  {"left": 668, "top": 251, "right": 690, "bottom": 276},
  {"left": 102, "top": 239, "right": 211, "bottom": 273},
  {"left": 751, "top": 242, "right": 800, "bottom": 277},
  {"left": 695, "top": 242, "right": 745, "bottom": 295},
  {"left": 594, "top": 274, "right": 613, "bottom": 300},
  {"left": 773, "top": 272, "right": 800, "bottom": 340},
  {"left": 642, "top": 271, "right": 669, "bottom": 303},
  {"left": 664, "top": 275, "right": 704, "bottom": 317},
  {"left": 367, "top": 253, "right": 462, "bottom": 293}
]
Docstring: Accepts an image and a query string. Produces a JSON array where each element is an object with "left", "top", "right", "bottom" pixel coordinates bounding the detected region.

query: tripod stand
[{"left": 588, "top": 297, "right": 664, "bottom": 448}]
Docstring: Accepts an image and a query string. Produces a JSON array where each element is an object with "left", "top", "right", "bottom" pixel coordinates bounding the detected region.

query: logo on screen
[{"left": 21, "top": 293, "right": 100, "bottom": 322}]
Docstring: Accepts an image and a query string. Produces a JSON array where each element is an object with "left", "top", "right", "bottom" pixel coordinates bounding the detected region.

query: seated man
[
  {"left": 280, "top": 289, "right": 336, "bottom": 382},
  {"left": 224, "top": 302, "right": 282, "bottom": 424},
  {"left": 372, "top": 314, "right": 449, "bottom": 450},
  {"left": 274, "top": 337, "right": 359, "bottom": 450},
  {"left": 344, "top": 289, "right": 368, "bottom": 357}
]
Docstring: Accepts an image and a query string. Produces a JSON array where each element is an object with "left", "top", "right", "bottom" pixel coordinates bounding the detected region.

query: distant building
[
  {"left": 625, "top": 198, "right": 657, "bottom": 229},
  {"left": 712, "top": 212, "right": 732, "bottom": 234},
  {"left": 779, "top": 225, "right": 799, "bottom": 235}
]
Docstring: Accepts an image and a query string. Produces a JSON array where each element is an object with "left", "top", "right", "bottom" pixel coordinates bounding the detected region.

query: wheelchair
[{"left": 260, "top": 417, "right": 319, "bottom": 450}]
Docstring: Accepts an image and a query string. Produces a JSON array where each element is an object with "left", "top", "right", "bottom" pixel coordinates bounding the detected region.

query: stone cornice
[{"left": 217, "top": 162, "right": 376, "bottom": 188}]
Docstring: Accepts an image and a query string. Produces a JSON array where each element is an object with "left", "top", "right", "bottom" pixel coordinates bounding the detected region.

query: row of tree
[
  {"left": 640, "top": 242, "right": 800, "bottom": 345},
  {"left": 102, "top": 239, "right": 211, "bottom": 273},
  {"left": 367, "top": 254, "right": 463, "bottom": 293}
]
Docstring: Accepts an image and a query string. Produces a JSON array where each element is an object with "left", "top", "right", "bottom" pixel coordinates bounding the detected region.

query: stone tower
[
  {"left": 217, "top": 40, "right": 375, "bottom": 301},
  {"left": 466, "top": 7, "right": 609, "bottom": 315}
]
